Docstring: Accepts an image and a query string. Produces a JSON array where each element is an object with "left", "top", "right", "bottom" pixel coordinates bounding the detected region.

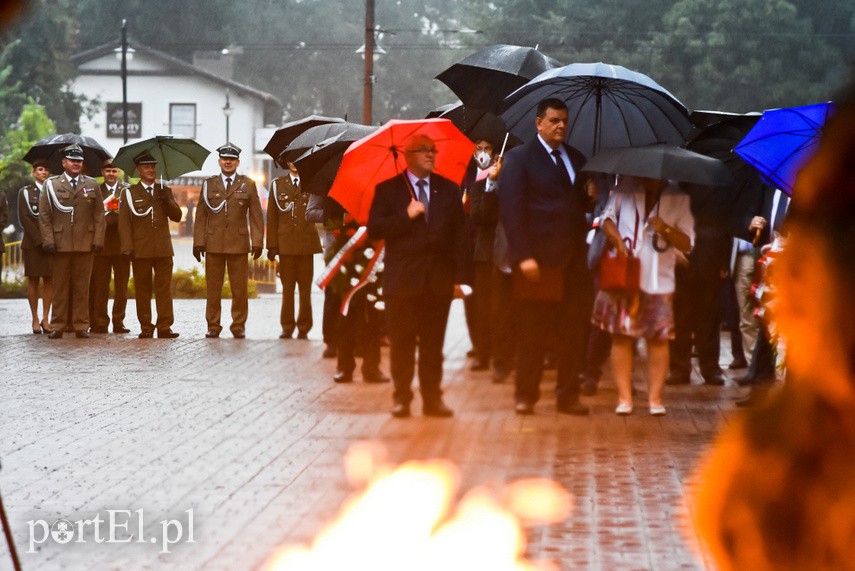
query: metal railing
[{"left": 2, "top": 240, "right": 23, "bottom": 280}]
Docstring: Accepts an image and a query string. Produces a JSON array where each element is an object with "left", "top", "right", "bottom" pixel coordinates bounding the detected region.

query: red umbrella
[{"left": 328, "top": 119, "right": 474, "bottom": 223}]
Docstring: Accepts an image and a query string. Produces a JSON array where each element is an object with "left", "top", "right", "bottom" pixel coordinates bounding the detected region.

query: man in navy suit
[
  {"left": 499, "top": 98, "right": 594, "bottom": 415},
  {"left": 368, "top": 134, "right": 469, "bottom": 418}
]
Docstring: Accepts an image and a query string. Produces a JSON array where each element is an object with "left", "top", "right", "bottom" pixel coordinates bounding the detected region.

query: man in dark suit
[
  {"left": 89, "top": 159, "right": 131, "bottom": 334},
  {"left": 498, "top": 98, "right": 594, "bottom": 415},
  {"left": 367, "top": 134, "right": 468, "bottom": 418},
  {"left": 193, "top": 143, "right": 264, "bottom": 338},
  {"left": 39, "top": 144, "right": 106, "bottom": 338},
  {"left": 267, "top": 161, "right": 322, "bottom": 339},
  {"left": 119, "top": 151, "right": 183, "bottom": 339}
]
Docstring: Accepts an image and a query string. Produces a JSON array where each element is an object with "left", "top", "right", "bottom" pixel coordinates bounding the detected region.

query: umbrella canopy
[
  {"left": 328, "top": 119, "right": 475, "bottom": 224},
  {"left": 435, "top": 44, "right": 561, "bottom": 113},
  {"left": 425, "top": 102, "right": 521, "bottom": 150},
  {"left": 280, "top": 122, "right": 374, "bottom": 166},
  {"left": 582, "top": 143, "right": 733, "bottom": 187},
  {"left": 686, "top": 114, "right": 771, "bottom": 233},
  {"left": 501, "top": 62, "right": 692, "bottom": 158},
  {"left": 734, "top": 102, "right": 834, "bottom": 195},
  {"left": 292, "top": 124, "right": 380, "bottom": 196},
  {"left": 263, "top": 115, "right": 345, "bottom": 163},
  {"left": 23, "top": 133, "right": 111, "bottom": 176},
  {"left": 112, "top": 136, "right": 210, "bottom": 179}
]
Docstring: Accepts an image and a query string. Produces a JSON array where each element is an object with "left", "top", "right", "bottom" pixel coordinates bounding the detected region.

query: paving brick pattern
[{"left": 0, "top": 293, "right": 741, "bottom": 570}]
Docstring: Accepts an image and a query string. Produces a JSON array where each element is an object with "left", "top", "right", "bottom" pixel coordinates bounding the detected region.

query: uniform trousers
[
  {"left": 385, "top": 293, "right": 452, "bottom": 406},
  {"left": 133, "top": 257, "right": 174, "bottom": 333},
  {"left": 89, "top": 254, "right": 130, "bottom": 329},
  {"left": 50, "top": 251, "right": 94, "bottom": 332},
  {"left": 205, "top": 253, "right": 248, "bottom": 334},
  {"left": 278, "top": 254, "right": 313, "bottom": 335}
]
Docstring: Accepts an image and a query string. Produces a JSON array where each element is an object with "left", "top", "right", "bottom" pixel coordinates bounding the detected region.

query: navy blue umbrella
[
  {"left": 501, "top": 62, "right": 692, "bottom": 158},
  {"left": 734, "top": 102, "right": 834, "bottom": 195}
]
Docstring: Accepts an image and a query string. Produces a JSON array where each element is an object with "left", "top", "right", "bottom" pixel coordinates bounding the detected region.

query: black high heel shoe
[
  {"left": 33, "top": 325, "right": 42, "bottom": 334},
  {"left": 40, "top": 322, "right": 49, "bottom": 334}
]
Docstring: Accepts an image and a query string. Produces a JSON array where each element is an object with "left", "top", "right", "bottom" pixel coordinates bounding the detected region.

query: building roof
[{"left": 72, "top": 39, "right": 283, "bottom": 111}]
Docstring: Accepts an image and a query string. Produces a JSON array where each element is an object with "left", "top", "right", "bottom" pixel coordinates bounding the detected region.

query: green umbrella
[{"left": 113, "top": 135, "right": 210, "bottom": 179}]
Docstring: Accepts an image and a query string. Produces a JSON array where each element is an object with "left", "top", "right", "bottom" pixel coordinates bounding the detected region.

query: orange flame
[{"left": 264, "top": 443, "right": 571, "bottom": 571}]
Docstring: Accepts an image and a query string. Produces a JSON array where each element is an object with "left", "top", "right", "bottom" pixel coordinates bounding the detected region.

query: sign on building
[{"left": 106, "top": 102, "right": 142, "bottom": 138}]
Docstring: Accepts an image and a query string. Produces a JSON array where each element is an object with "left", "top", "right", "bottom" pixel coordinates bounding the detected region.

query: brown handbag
[{"left": 600, "top": 247, "right": 640, "bottom": 294}]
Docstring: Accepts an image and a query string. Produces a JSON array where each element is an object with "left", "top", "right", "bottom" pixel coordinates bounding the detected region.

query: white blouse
[{"left": 601, "top": 177, "right": 695, "bottom": 295}]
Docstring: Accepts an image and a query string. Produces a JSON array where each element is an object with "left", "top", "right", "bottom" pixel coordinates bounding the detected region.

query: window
[{"left": 170, "top": 104, "right": 196, "bottom": 138}]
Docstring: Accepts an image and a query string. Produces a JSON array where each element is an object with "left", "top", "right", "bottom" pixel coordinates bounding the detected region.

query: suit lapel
[{"left": 224, "top": 176, "right": 244, "bottom": 200}]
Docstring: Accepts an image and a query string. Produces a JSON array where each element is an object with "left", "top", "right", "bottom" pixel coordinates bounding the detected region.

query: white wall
[{"left": 73, "top": 52, "right": 270, "bottom": 181}]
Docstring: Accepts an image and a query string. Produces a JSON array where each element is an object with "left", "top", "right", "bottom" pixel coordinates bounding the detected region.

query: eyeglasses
[{"left": 406, "top": 146, "right": 439, "bottom": 155}]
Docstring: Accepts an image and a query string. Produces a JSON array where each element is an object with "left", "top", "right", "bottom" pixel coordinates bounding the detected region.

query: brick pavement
[{"left": 0, "top": 293, "right": 743, "bottom": 570}]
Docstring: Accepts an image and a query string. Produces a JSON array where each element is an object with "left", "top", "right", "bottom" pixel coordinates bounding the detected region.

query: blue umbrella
[
  {"left": 734, "top": 102, "right": 834, "bottom": 195},
  {"left": 500, "top": 62, "right": 692, "bottom": 158}
]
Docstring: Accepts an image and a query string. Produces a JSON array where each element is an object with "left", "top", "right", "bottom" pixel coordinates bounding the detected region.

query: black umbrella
[
  {"left": 279, "top": 122, "right": 375, "bottom": 166},
  {"left": 436, "top": 44, "right": 561, "bottom": 113},
  {"left": 23, "top": 133, "right": 111, "bottom": 176},
  {"left": 425, "top": 102, "right": 521, "bottom": 150},
  {"left": 582, "top": 143, "right": 733, "bottom": 187},
  {"left": 501, "top": 62, "right": 693, "bottom": 158},
  {"left": 686, "top": 114, "right": 770, "bottom": 235},
  {"left": 263, "top": 115, "right": 345, "bottom": 164},
  {"left": 291, "top": 124, "right": 379, "bottom": 196}
]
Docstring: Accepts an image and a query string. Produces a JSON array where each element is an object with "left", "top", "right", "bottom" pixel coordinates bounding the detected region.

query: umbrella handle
[{"left": 752, "top": 227, "right": 761, "bottom": 246}]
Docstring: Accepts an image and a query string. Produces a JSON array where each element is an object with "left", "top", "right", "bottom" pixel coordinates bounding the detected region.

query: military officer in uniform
[
  {"left": 193, "top": 143, "right": 263, "bottom": 338},
  {"left": 266, "top": 161, "right": 322, "bottom": 339},
  {"left": 89, "top": 159, "right": 131, "bottom": 334},
  {"left": 119, "top": 150, "right": 183, "bottom": 339},
  {"left": 39, "top": 144, "right": 106, "bottom": 338}
]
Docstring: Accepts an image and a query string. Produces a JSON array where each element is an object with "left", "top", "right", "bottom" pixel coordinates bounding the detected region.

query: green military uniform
[
  {"left": 267, "top": 174, "right": 322, "bottom": 337},
  {"left": 193, "top": 144, "right": 263, "bottom": 337},
  {"left": 89, "top": 179, "right": 131, "bottom": 332},
  {"left": 119, "top": 167, "right": 183, "bottom": 337},
  {"left": 38, "top": 146, "right": 106, "bottom": 335}
]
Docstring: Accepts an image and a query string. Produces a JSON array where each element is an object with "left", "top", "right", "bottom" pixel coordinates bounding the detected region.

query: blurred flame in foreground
[{"left": 264, "top": 441, "right": 572, "bottom": 571}]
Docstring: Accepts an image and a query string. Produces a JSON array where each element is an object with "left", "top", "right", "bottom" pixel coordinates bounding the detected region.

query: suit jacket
[
  {"left": 267, "top": 176, "right": 322, "bottom": 256},
  {"left": 119, "top": 182, "right": 182, "bottom": 259},
  {"left": 735, "top": 187, "right": 788, "bottom": 247},
  {"left": 38, "top": 174, "right": 106, "bottom": 252},
  {"left": 193, "top": 174, "right": 263, "bottom": 254},
  {"left": 18, "top": 184, "right": 43, "bottom": 250},
  {"left": 367, "top": 173, "right": 468, "bottom": 297},
  {"left": 498, "top": 139, "right": 589, "bottom": 267},
  {"left": 97, "top": 182, "right": 129, "bottom": 257},
  {"left": 468, "top": 176, "right": 499, "bottom": 263}
]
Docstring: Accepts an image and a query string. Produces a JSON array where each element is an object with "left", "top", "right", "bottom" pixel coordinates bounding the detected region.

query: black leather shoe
[
  {"left": 157, "top": 329, "right": 179, "bottom": 339},
  {"left": 138, "top": 330, "right": 154, "bottom": 339},
  {"left": 391, "top": 402, "right": 411, "bottom": 418},
  {"left": 113, "top": 325, "right": 131, "bottom": 334},
  {"left": 557, "top": 399, "right": 590, "bottom": 416},
  {"left": 333, "top": 371, "right": 353, "bottom": 383},
  {"left": 322, "top": 344, "right": 336, "bottom": 358},
  {"left": 90, "top": 326, "right": 108, "bottom": 334},
  {"left": 735, "top": 374, "right": 755, "bottom": 387},
  {"left": 75, "top": 330, "right": 90, "bottom": 339},
  {"left": 362, "top": 370, "right": 390, "bottom": 383},
  {"left": 728, "top": 358, "right": 748, "bottom": 369},
  {"left": 232, "top": 330, "right": 246, "bottom": 339},
  {"left": 296, "top": 331, "right": 308, "bottom": 339},
  {"left": 205, "top": 329, "right": 220, "bottom": 338},
  {"left": 515, "top": 401, "right": 534, "bottom": 415},
  {"left": 47, "top": 330, "right": 63, "bottom": 339},
  {"left": 470, "top": 359, "right": 489, "bottom": 371},
  {"left": 279, "top": 331, "right": 293, "bottom": 339},
  {"left": 665, "top": 374, "right": 691, "bottom": 385},
  {"left": 703, "top": 372, "right": 727, "bottom": 386},
  {"left": 423, "top": 401, "right": 453, "bottom": 418}
]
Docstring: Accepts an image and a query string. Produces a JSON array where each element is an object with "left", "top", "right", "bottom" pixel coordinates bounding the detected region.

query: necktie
[
  {"left": 145, "top": 186, "right": 153, "bottom": 195},
  {"left": 416, "top": 179, "right": 429, "bottom": 222},
  {"left": 70, "top": 178, "right": 78, "bottom": 190},
  {"left": 293, "top": 177, "right": 299, "bottom": 187},
  {"left": 225, "top": 177, "right": 233, "bottom": 192},
  {"left": 551, "top": 150, "right": 572, "bottom": 186}
]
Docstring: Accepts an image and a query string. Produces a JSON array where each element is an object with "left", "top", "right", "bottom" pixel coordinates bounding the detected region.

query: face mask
[{"left": 475, "top": 151, "right": 492, "bottom": 169}]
